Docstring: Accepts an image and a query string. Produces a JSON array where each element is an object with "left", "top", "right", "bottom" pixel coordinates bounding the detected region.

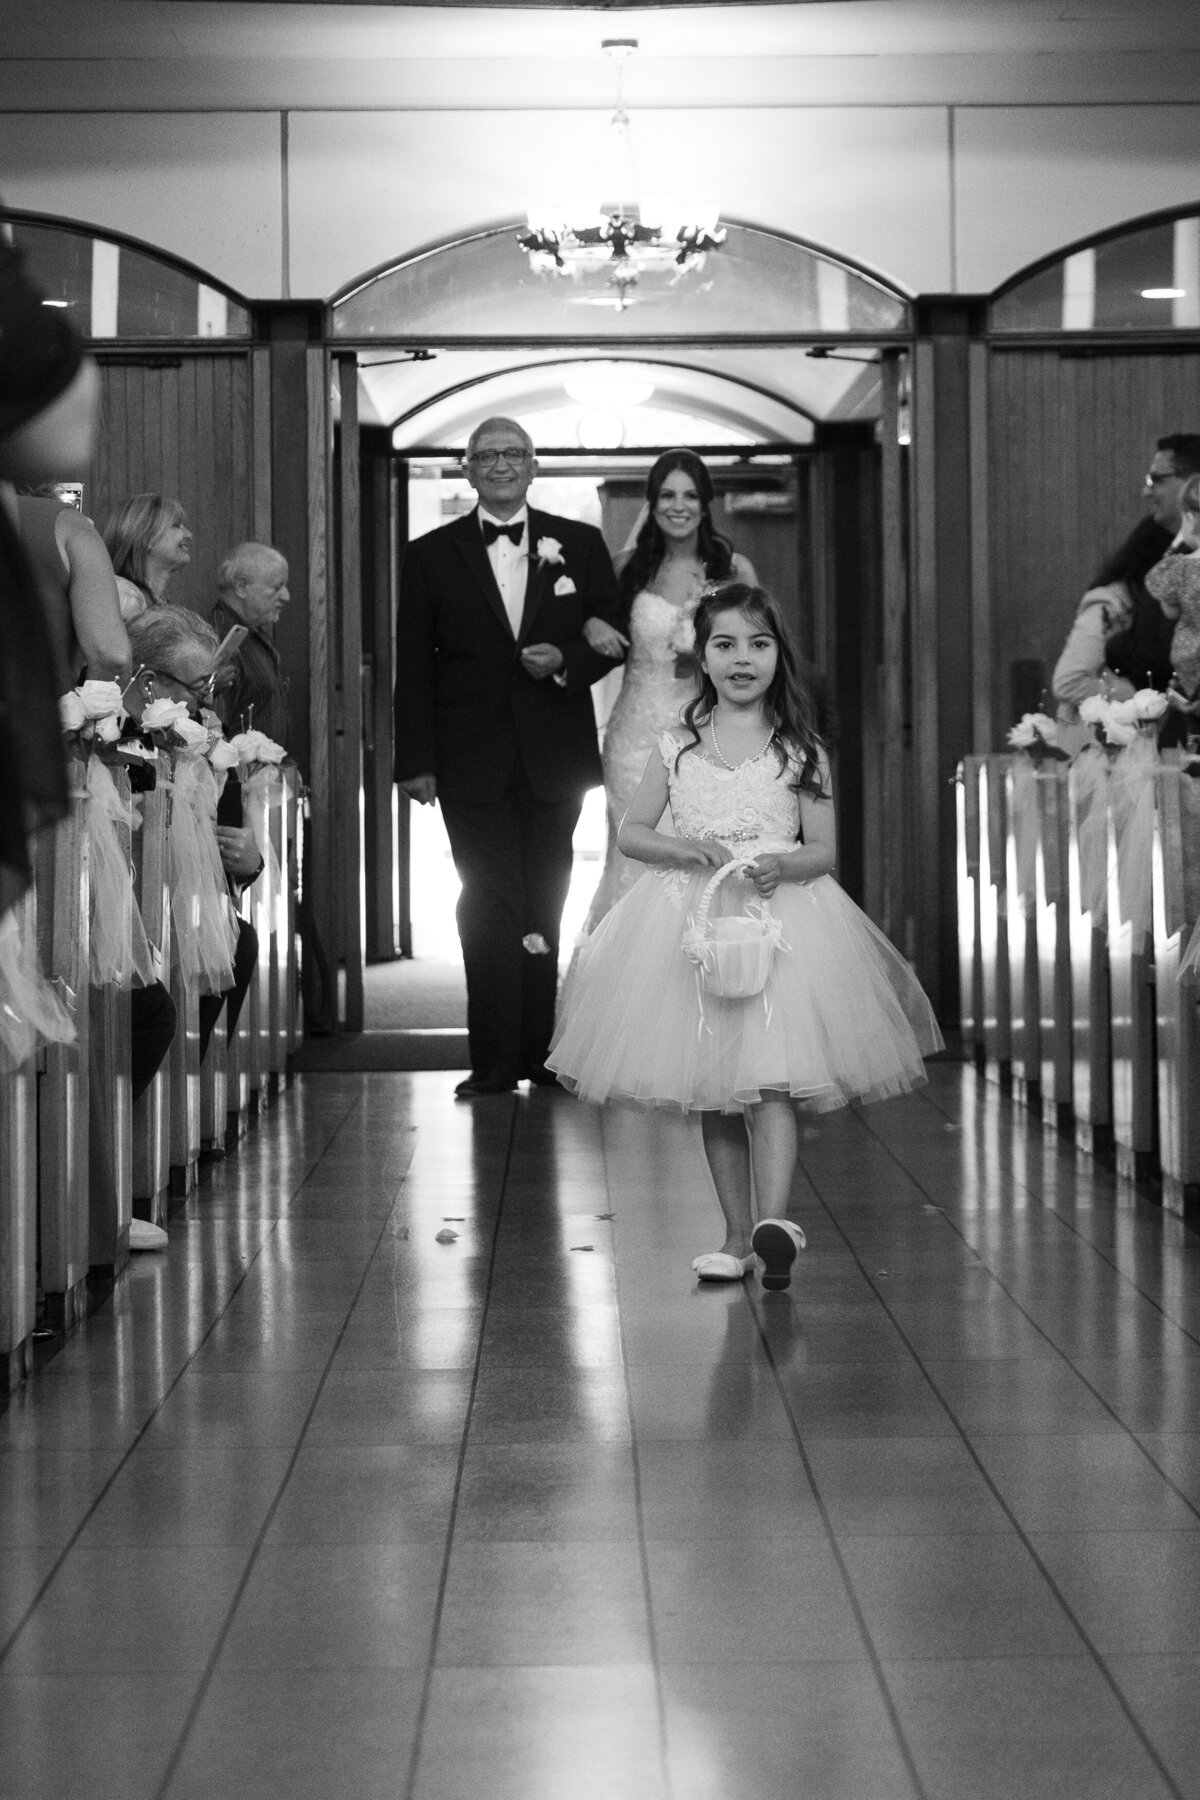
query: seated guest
[
  {"left": 16, "top": 488, "right": 131, "bottom": 686},
  {"left": 210, "top": 541, "right": 291, "bottom": 744},
  {"left": 125, "top": 605, "right": 263, "bottom": 1055},
  {"left": 102, "top": 494, "right": 192, "bottom": 622}
]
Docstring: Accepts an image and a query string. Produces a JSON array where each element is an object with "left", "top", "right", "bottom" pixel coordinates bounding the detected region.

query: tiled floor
[{"left": 3, "top": 1064, "right": 1200, "bottom": 1798}]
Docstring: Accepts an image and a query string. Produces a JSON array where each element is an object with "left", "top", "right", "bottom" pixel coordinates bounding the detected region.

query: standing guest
[
  {"left": 210, "top": 541, "right": 291, "bottom": 744},
  {"left": 1053, "top": 435, "right": 1200, "bottom": 747},
  {"left": 394, "top": 416, "right": 624, "bottom": 1097},
  {"left": 102, "top": 493, "right": 192, "bottom": 622},
  {"left": 16, "top": 490, "right": 130, "bottom": 687},
  {"left": 0, "top": 213, "right": 96, "bottom": 920}
]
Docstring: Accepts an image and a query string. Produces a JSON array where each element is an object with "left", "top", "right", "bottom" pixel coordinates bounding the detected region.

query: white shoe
[
  {"left": 691, "top": 1251, "right": 756, "bottom": 1282},
  {"left": 129, "top": 1217, "right": 169, "bottom": 1252},
  {"left": 751, "top": 1219, "right": 806, "bottom": 1290}
]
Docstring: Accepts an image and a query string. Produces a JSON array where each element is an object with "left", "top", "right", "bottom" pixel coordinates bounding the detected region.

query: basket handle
[{"left": 692, "top": 857, "right": 755, "bottom": 933}]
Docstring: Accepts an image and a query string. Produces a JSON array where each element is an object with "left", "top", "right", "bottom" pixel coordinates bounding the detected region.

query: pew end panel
[
  {"left": 979, "top": 758, "right": 1013, "bottom": 1083},
  {"left": 1034, "top": 770, "right": 1075, "bottom": 1131},
  {"left": 1004, "top": 760, "right": 1041, "bottom": 1110},
  {"left": 1, "top": 887, "right": 41, "bottom": 1392},
  {"left": 1155, "top": 765, "right": 1200, "bottom": 1219},
  {"left": 35, "top": 791, "right": 92, "bottom": 1328},
  {"left": 956, "top": 760, "right": 984, "bottom": 1064}
]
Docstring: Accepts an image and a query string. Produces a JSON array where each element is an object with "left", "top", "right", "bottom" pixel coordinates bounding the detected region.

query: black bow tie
[{"left": 482, "top": 518, "right": 524, "bottom": 547}]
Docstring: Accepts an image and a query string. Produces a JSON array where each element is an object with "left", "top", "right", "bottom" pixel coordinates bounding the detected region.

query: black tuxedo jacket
[{"left": 394, "top": 507, "right": 622, "bottom": 804}]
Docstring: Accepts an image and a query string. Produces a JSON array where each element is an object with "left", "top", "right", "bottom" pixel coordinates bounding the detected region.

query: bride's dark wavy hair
[
  {"left": 677, "top": 582, "right": 829, "bottom": 798},
  {"left": 618, "top": 449, "right": 735, "bottom": 607}
]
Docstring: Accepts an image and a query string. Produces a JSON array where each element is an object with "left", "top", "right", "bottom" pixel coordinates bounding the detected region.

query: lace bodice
[
  {"left": 624, "top": 589, "right": 700, "bottom": 675},
  {"left": 658, "top": 730, "right": 802, "bottom": 849}
]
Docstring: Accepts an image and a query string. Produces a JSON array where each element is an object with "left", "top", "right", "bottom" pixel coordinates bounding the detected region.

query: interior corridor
[{"left": 3, "top": 1064, "right": 1200, "bottom": 1800}]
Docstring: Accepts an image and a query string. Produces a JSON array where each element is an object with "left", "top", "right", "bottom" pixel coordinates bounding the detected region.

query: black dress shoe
[
  {"left": 454, "top": 1070, "right": 517, "bottom": 1098},
  {"left": 522, "top": 1063, "right": 560, "bottom": 1088}
]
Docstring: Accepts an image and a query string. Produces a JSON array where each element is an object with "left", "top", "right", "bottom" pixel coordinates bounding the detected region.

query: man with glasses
[
  {"left": 395, "top": 415, "right": 624, "bottom": 1097},
  {"left": 1144, "top": 435, "right": 1200, "bottom": 533}
]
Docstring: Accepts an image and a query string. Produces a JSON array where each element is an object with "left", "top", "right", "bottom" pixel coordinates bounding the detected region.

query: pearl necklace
[{"left": 709, "top": 714, "right": 773, "bottom": 771}]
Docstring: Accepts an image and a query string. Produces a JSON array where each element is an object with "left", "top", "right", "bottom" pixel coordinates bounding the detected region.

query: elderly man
[
  {"left": 394, "top": 416, "right": 624, "bottom": 1097},
  {"left": 211, "top": 541, "right": 290, "bottom": 744}
]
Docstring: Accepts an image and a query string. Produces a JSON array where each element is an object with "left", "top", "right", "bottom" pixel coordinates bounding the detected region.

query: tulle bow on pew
[
  {"left": 0, "top": 905, "right": 74, "bottom": 1072},
  {"left": 167, "top": 752, "right": 238, "bottom": 993},
  {"left": 85, "top": 756, "right": 157, "bottom": 988}
]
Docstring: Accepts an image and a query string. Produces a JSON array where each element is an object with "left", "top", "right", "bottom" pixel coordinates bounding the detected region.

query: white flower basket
[{"left": 682, "top": 859, "right": 786, "bottom": 1000}]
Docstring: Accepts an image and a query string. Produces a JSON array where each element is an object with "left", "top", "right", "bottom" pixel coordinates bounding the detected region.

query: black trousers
[
  {"left": 440, "top": 765, "right": 581, "bottom": 1080},
  {"left": 131, "top": 980, "right": 177, "bottom": 1105},
  {"left": 198, "top": 917, "right": 259, "bottom": 1063}
]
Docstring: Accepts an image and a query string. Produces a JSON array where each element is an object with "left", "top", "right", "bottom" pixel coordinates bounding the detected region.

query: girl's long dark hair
[
  {"left": 619, "top": 449, "right": 735, "bottom": 608},
  {"left": 676, "top": 583, "right": 828, "bottom": 798},
  {"left": 1091, "top": 514, "right": 1171, "bottom": 590}
]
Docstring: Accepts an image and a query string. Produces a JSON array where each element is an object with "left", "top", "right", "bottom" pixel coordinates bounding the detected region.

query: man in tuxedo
[{"left": 394, "top": 416, "right": 623, "bottom": 1097}]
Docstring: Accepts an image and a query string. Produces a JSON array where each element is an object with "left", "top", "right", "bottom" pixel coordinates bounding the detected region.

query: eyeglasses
[
  {"left": 131, "top": 663, "right": 216, "bottom": 705},
  {"left": 468, "top": 448, "right": 530, "bottom": 470},
  {"left": 1145, "top": 469, "right": 1179, "bottom": 489}
]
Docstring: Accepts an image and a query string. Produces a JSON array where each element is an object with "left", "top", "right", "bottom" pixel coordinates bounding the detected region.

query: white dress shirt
[{"left": 479, "top": 505, "right": 529, "bottom": 638}]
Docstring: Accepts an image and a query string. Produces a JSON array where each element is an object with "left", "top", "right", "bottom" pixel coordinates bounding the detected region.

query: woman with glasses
[
  {"left": 125, "top": 604, "right": 264, "bottom": 1059},
  {"left": 103, "top": 493, "right": 193, "bottom": 622}
]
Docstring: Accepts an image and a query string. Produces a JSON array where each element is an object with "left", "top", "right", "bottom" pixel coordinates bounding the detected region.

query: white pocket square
[{"left": 554, "top": 575, "right": 577, "bottom": 596}]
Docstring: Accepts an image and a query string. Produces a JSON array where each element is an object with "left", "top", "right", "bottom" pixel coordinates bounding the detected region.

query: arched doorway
[{"left": 324, "top": 220, "right": 915, "bottom": 1041}]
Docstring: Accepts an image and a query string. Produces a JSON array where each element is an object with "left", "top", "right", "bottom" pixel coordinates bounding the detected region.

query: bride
[{"left": 582, "top": 448, "right": 756, "bottom": 925}]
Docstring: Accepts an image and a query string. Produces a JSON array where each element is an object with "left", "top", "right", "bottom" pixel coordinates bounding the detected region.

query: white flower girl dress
[{"left": 549, "top": 731, "right": 943, "bottom": 1113}]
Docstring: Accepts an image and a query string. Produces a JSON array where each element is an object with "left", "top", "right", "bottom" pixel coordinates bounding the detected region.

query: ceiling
[
  {"left": 3, "top": 2, "right": 1200, "bottom": 110},
  {"left": 3, "top": 2, "right": 1199, "bottom": 60}
]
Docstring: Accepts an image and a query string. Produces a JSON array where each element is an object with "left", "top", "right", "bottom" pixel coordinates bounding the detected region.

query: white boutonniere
[
  {"left": 537, "top": 537, "right": 564, "bottom": 566},
  {"left": 554, "top": 574, "right": 577, "bottom": 597}
]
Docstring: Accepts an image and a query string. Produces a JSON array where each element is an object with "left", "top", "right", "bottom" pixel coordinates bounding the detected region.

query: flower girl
[{"left": 548, "top": 583, "right": 942, "bottom": 1289}]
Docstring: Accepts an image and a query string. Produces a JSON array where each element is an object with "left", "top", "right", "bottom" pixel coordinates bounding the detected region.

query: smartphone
[{"left": 214, "top": 625, "right": 248, "bottom": 668}]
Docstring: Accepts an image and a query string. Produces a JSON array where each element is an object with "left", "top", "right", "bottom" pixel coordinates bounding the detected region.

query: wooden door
[{"left": 88, "top": 350, "right": 269, "bottom": 611}]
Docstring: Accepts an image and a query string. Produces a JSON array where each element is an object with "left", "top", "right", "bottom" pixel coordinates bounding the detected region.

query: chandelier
[{"left": 519, "top": 39, "right": 725, "bottom": 312}]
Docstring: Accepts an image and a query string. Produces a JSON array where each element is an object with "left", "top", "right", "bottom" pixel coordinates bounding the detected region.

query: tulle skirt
[{"left": 548, "top": 865, "right": 943, "bottom": 1114}]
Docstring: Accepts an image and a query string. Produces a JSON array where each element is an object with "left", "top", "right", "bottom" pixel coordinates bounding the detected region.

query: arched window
[
  {"left": 332, "top": 221, "right": 910, "bottom": 340},
  {"left": 4, "top": 214, "right": 252, "bottom": 341},
  {"left": 991, "top": 209, "right": 1200, "bottom": 334}
]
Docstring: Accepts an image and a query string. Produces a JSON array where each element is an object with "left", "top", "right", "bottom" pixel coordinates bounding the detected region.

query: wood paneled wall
[
  {"left": 988, "top": 347, "right": 1200, "bottom": 737},
  {"left": 89, "top": 352, "right": 258, "bottom": 616}
]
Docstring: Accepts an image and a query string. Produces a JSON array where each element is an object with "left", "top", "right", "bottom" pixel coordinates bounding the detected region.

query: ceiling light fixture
[
  {"left": 520, "top": 39, "right": 724, "bottom": 313},
  {"left": 1142, "top": 287, "right": 1186, "bottom": 300}
]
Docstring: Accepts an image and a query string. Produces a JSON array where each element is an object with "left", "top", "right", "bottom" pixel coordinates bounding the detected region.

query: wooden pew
[
  {"left": 1108, "top": 765, "right": 1157, "bottom": 1183},
  {"left": 1004, "top": 760, "right": 1041, "bottom": 1109},
  {"left": 1034, "top": 766, "right": 1074, "bottom": 1131},
  {"left": 34, "top": 784, "right": 91, "bottom": 1331},
  {"left": 0, "top": 886, "right": 41, "bottom": 1393},
  {"left": 1154, "top": 760, "right": 1200, "bottom": 1218},
  {"left": 1066, "top": 756, "right": 1113, "bottom": 1158},
  {"left": 131, "top": 780, "right": 173, "bottom": 1224},
  {"left": 956, "top": 758, "right": 983, "bottom": 1062},
  {"left": 978, "top": 757, "right": 1012, "bottom": 1077},
  {"left": 87, "top": 764, "right": 135, "bottom": 1275}
]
